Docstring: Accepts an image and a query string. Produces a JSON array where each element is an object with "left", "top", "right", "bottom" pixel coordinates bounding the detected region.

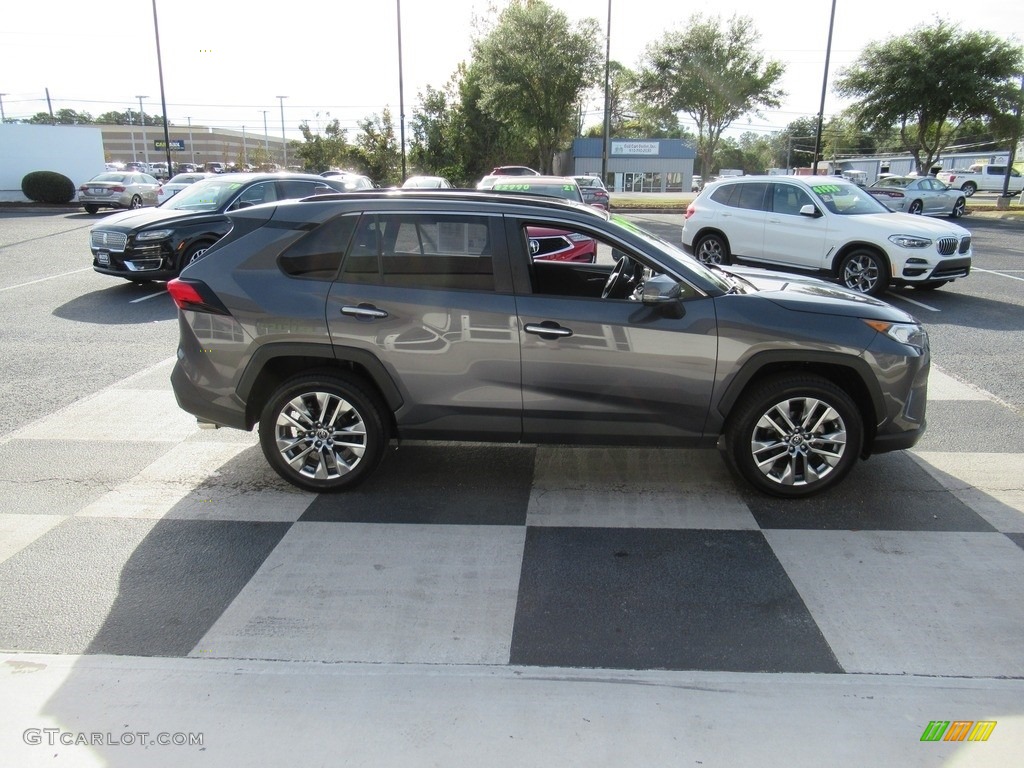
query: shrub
[{"left": 21, "top": 171, "right": 76, "bottom": 204}]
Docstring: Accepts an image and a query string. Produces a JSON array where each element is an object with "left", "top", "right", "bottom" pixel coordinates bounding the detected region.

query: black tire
[
  {"left": 258, "top": 373, "right": 388, "bottom": 493},
  {"left": 694, "top": 233, "right": 731, "bottom": 265},
  {"left": 180, "top": 242, "right": 213, "bottom": 272},
  {"left": 129, "top": 195, "right": 143, "bottom": 209},
  {"left": 723, "top": 374, "right": 863, "bottom": 498},
  {"left": 908, "top": 200, "right": 923, "bottom": 215},
  {"left": 949, "top": 197, "right": 966, "bottom": 218},
  {"left": 838, "top": 248, "right": 889, "bottom": 296},
  {"left": 961, "top": 182, "right": 976, "bottom": 197},
  {"left": 912, "top": 281, "right": 948, "bottom": 291},
  {"left": 84, "top": 204, "right": 99, "bottom": 214}
]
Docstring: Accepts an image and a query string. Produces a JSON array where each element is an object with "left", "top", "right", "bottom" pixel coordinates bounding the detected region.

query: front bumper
[{"left": 92, "top": 241, "right": 178, "bottom": 280}]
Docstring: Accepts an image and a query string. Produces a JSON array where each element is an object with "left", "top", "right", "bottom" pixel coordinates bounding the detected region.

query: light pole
[
  {"left": 242, "top": 125, "right": 248, "bottom": 168},
  {"left": 811, "top": 0, "right": 837, "bottom": 176},
  {"left": 261, "top": 110, "right": 270, "bottom": 163},
  {"left": 396, "top": 0, "right": 407, "bottom": 182},
  {"left": 136, "top": 95, "right": 149, "bottom": 165},
  {"left": 601, "top": 0, "right": 612, "bottom": 186},
  {"left": 187, "top": 116, "right": 195, "bottom": 165},
  {"left": 0, "top": 94, "right": 7, "bottom": 123},
  {"left": 276, "top": 96, "right": 287, "bottom": 168}
]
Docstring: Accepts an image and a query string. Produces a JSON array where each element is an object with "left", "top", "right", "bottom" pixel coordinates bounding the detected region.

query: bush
[{"left": 21, "top": 171, "right": 76, "bottom": 204}]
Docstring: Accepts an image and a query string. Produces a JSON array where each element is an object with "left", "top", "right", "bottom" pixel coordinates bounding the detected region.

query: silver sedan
[
  {"left": 79, "top": 172, "right": 161, "bottom": 214},
  {"left": 866, "top": 175, "right": 967, "bottom": 218}
]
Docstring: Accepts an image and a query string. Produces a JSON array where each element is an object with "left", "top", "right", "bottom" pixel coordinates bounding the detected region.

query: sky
[{"left": 0, "top": 0, "right": 1019, "bottom": 142}]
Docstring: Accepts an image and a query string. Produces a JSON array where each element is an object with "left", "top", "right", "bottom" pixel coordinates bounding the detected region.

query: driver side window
[{"left": 520, "top": 223, "right": 651, "bottom": 301}]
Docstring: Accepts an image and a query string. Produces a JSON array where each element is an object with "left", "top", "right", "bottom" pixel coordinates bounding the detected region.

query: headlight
[
  {"left": 863, "top": 319, "right": 928, "bottom": 350},
  {"left": 888, "top": 234, "right": 932, "bottom": 249},
  {"left": 135, "top": 229, "right": 174, "bottom": 242}
]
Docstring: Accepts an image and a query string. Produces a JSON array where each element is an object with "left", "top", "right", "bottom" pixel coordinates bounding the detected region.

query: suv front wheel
[
  {"left": 839, "top": 248, "right": 889, "bottom": 296},
  {"left": 724, "top": 374, "right": 864, "bottom": 498},
  {"left": 258, "top": 373, "right": 388, "bottom": 492}
]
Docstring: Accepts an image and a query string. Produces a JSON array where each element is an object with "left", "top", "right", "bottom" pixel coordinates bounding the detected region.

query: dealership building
[
  {"left": 560, "top": 137, "right": 697, "bottom": 193},
  {"left": 95, "top": 123, "right": 288, "bottom": 169}
]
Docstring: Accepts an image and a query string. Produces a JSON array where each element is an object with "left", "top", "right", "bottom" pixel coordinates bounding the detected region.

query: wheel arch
[
  {"left": 238, "top": 343, "right": 403, "bottom": 432},
  {"left": 688, "top": 226, "right": 731, "bottom": 252},
  {"left": 829, "top": 241, "right": 888, "bottom": 277},
  {"left": 715, "top": 352, "right": 884, "bottom": 453}
]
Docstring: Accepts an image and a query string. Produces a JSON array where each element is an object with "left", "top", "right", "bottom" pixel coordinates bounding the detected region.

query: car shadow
[{"left": 52, "top": 282, "right": 175, "bottom": 325}]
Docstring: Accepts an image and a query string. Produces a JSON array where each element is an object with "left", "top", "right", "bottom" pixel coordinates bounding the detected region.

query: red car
[{"left": 527, "top": 226, "right": 597, "bottom": 263}]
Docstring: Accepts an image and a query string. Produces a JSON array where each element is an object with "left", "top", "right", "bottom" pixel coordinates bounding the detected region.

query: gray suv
[{"left": 169, "top": 190, "right": 929, "bottom": 498}]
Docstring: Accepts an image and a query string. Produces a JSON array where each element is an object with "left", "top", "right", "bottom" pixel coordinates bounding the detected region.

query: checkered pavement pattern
[{"left": 1, "top": 358, "right": 1022, "bottom": 678}]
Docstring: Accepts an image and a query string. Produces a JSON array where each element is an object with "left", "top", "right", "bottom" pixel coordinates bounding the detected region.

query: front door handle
[
  {"left": 524, "top": 322, "right": 573, "bottom": 339},
  {"left": 341, "top": 304, "right": 388, "bottom": 320}
]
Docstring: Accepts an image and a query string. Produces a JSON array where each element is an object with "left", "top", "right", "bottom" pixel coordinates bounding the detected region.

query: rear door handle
[{"left": 341, "top": 304, "right": 388, "bottom": 320}]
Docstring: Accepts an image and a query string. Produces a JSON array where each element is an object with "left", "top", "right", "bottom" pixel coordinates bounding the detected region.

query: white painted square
[
  {"left": 0, "top": 514, "right": 66, "bottom": 564},
  {"left": 78, "top": 442, "right": 312, "bottom": 522},
  {"left": 927, "top": 368, "right": 993, "bottom": 401},
  {"left": 192, "top": 523, "right": 526, "bottom": 664},
  {"left": 765, "top": 530, "right": 1024, "bottom": 677},
  {"left": 911, "top": 452, "right": 1024, "bottom": 532},
  {"left": 16, "top": 390, "right": 197, "bottom": 443}
]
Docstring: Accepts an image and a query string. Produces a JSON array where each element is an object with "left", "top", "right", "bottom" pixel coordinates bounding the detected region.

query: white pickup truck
[{"left": 936, "top": 164, "right": 1023, "bottom": 197}]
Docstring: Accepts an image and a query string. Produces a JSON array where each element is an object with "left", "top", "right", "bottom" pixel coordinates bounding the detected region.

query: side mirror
[
  {"left": 641, "top": 274, "right": 683, "bottom": 304},
  {"left": 799, "top": 204, "right": 822, "bottom": 218}
]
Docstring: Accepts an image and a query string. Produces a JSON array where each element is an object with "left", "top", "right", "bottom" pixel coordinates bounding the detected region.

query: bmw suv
[
  {"left": 169, "top": 190, "right": 929, "bottom": 498},
  {"left": 681, "top": 175, "right": 972, "bottom": 296}
]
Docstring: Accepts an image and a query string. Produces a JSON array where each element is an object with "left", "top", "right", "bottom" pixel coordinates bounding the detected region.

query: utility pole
[
  {"left": 0, "top": 94, "right": 7, "bottom": 123},
  {"left": 601, "top": 0, "right": 612, "bottom": 185},
  {"left": 276, "top": 96, "right": 287, "bottom": 168},
  {"left": 187, "top": 116, "right": 195, "bottom": 165},
  {"left": 136, "top": 95, "right": 149, "bottom": 165}
]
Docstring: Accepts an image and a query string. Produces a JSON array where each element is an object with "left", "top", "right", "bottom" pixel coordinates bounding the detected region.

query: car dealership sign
[{"left": 611, "top": 141, "right": 659, "bottom": 156}]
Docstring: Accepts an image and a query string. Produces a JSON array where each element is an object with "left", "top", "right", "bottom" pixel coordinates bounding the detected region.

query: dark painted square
[
  {"left": 510, "top": 527, "right": 842, "bottom": 673},
  {"left": 301, "top": 444, "right": 535, "bottom": 525},
  {"left": 1007, "top": 532, "right": 1024, "bottom": 554},
  {"left": 0, "top": 518, "right": 289, "bottom": 656},
  {"left": 744, "top": 452, "right": 996, "bottom": 532}
]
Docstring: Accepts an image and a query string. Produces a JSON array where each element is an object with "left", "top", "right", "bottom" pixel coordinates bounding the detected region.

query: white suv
[{"left": 681, "top": 175, "right": 972, "bottom": 295}]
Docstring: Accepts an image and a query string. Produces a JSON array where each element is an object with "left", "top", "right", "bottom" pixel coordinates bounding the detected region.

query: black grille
[{"left": 959, "top": 236, "right": 971, "bottom": 254}]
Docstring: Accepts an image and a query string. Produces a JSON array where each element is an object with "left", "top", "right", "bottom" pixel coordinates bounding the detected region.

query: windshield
[
  {"left": 491, "top": 181, "right": 583, "bottom": 202},
  {"left": 162, "top": 178, "right": 246, "bottom": 211},
  {"left": 808, "top": 181, "right": 890, "bottom": 215},
  {"left": 608, "top": 214, "right": 732, "bottom": 293}
]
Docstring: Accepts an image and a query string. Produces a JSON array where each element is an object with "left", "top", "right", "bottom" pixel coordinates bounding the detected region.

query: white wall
[{"left": 0, "top": 124, "right": 105, "bottom": 202}]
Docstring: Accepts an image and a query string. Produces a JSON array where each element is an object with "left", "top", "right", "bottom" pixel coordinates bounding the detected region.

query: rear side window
[
  {"left": 709, "top": 183, "right": 736, "bottom": 206},
  {"left": 733, "top": 183, "right": 769, "bottom": 211},
  {"left": 339, "top": 213, "right": 496, "bottom": 291},
  {"left": 278, "top": 214, "right": 357, "bottom": 280}
]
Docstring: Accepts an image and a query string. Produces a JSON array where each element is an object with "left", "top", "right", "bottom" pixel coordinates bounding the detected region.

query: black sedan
[{"left": 89, "top": 173, "right": 348, "bottom": 282}]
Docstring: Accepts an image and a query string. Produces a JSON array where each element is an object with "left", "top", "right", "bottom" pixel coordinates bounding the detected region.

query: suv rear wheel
[
  {"left": 724, "top": 374, "right": 863, "bottom": 498},
  {"left": 258, "top": 373, "right": 387, "bottom": 492},
  {"left": 694, "top": 233, "right": 731, "bottom": 265}
]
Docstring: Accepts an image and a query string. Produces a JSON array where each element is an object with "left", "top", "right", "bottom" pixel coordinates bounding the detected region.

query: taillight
[
  {"left": 79, "top": 185, "right": 87, "bottom": 192},
  {"left": 947, "top": 175, "right": 956, "bottom": 182},
  {"left": 685, "top": 203, "right": 696, "bottom": 219},
  {"left": 167, "top": 278, "right": 229, "bottom": 315},
  {"left": 111, "top": 185, "right": 126, "bottom": 192}
]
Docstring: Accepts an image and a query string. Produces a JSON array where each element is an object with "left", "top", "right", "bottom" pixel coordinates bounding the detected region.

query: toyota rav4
[{"left": 169, "top": 190, "right": 929, "bottom": 498}]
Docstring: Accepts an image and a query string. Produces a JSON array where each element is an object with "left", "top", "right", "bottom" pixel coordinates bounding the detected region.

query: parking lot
[{"left": 1, "top": 208, "right": 1023, "bottom": 765}]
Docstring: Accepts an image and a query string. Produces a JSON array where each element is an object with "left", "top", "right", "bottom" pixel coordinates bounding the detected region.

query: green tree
[
  {"left": 834, "top": 19, "right": 1024, "bottom": 174},
  {"left": 95, "top": 109, "right": 169, "bottom": 127},
  {"left": 353, "top": 107, "right": 401, "bottom": 186},
  {"left": 635, "top": 14, "right": 784, "bottom": 178},
  {"left": 408, "top": 85, "right": 465, "bottom": 182},
  {"left": 293, "top": 114, "right": 352, "bottom": 173},
  {"left": 26, "top": 108, "right": 93, "bottom": 125},
  {"left": 472, "top": 0, "right": 602, "bottom": 173}
]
